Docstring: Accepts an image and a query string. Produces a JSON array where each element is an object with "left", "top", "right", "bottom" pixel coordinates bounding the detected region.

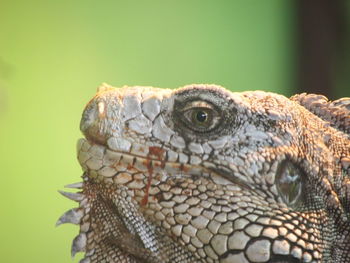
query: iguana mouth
[
  {"left": 77, "top": 137, "right": 242, "bottom": 206},
  {"left": 78, "top": 137, "right": 208, "bottom": 180}
]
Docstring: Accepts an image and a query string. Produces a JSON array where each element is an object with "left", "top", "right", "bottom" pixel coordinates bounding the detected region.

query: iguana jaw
[
  {"left": 77, "top": 137, "right": 235, "bottom": 190},
  {"left": 74, "top": 137, "right": 246, "bottom": 261}
]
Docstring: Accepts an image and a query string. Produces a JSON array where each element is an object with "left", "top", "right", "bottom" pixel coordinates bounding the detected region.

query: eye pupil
[{"left": 196, "top": 110, "right": 208, "bottom": 123}]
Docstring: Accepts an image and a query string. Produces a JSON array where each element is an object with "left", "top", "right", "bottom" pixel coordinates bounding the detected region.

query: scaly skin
[{"left": 58, "top": 84, "right": 350, "bottom": 262}]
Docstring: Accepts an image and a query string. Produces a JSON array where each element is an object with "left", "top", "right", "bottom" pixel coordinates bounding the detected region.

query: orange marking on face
[
  {"left": 139, "top": 146, "right": 145, "bottom": 153},
  {"left": 141, "top": 146, "right": 166, "bottom": 206},
  {"left": 183, "top": 189, "right": 192, "bottom": 196},
  {"left": 151, "top": 195, "right": 159, "bottom": 202},
  {"left": 181, "top": 164, "right": 190, "bottom": 173},
  {"left": 149, "top": 146, "right": 165, "bottom": 160}
]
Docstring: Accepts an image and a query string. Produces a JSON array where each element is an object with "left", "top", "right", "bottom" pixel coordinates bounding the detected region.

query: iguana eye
[
  {"left": 276, "top": 161, "right": 304, "bottom": 207},
  {"left": 190, "top": 108, "right": 211, "bottom": 126},
  {"left": 181, "top": 101, "right": 220, "bottom": 132}
]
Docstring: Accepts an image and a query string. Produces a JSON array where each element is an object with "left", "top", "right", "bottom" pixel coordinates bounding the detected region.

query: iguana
[{"left": 58, "top": 84, "right": 350, "bottom": 262}]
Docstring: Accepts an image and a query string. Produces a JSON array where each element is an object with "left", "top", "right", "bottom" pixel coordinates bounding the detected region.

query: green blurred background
[{"left": 0, "top": 1, "right": 348, "bottom": 262}]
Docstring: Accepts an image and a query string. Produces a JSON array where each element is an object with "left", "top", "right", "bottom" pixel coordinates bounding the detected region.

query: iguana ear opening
[
  {"left": 290, "top": 93, "right": 350, "bottom": 137},
  {"left": 275, "top": 160, "right": 305, "bottom": 208}
]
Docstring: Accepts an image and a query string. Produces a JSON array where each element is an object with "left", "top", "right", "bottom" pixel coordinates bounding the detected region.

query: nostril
[
  {"left": 80, "top": 101, "right": 98, "bottom": 134},
  {"left": 80, "top": 100, "right": 108, "bottom": 144}
]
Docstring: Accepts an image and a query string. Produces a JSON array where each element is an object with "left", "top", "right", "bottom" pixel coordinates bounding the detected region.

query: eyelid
[{"left": 180, "top": 101, "right": 214, "bottom": 112}]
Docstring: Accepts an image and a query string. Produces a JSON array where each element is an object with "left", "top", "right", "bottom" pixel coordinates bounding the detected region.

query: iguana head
[{"left": 59, "top": 84, "right": 350, "bottom": 262}]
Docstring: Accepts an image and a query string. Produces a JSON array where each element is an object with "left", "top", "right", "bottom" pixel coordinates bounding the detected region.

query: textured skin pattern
[{"left": 58, "top": 84, "right": 350, "bottom": 262}]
